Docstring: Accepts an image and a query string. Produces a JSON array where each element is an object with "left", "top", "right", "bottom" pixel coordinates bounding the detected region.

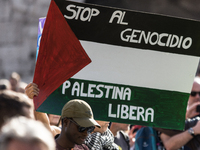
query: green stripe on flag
[{"left": 37, "top": 78, "right": 189, "bottom": 130}]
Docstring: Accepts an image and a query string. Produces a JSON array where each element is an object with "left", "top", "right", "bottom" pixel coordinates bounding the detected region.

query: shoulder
[{"left": 51, "top": 125, "right": 61, "bottom": 137}]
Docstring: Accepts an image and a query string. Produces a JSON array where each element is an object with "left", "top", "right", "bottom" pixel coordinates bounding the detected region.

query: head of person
[
  {"left": 188, "top": 76, "right": 200, "bottom": 106},
  {"left": 0, "top": 79, "right": 11, "bottom": 90},
  {"left": 9, "top": 72, "right": 21, "bottom": 92},
  {"left": 18, "top": 81, "right": 28, "bottom": 93},
  {"left": 0, "top": 90, "right": 34, "bottom": 129},
  {"left": 0, "top": 116, "right": 55, "bottom": 150},
  {"left": 60, "top": 99, "right": 100, "bottom": 145},
  {"left": 93, "top": 120, "right": 110, "bottom": 134}
]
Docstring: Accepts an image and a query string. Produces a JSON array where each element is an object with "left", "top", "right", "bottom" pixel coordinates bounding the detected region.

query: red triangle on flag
[{"left": 33, "top": 0, "right": 91, "bottom": 110}]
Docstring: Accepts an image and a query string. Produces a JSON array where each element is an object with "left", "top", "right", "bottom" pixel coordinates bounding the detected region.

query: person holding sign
[
  {"left": 109, "top": 122, "right": 130, "bottom": 150},
  {"left": 25, "top": 83, "right": 61, "bottom": 137},
  {"left": 160, "top": 76, "right": 200, "bottom": 150},
  {"left": 25, "top": 83, "right": 101, "bottom": 150},
  {"left": 25, "top": 83, "right": 121, "bottom": 150}
]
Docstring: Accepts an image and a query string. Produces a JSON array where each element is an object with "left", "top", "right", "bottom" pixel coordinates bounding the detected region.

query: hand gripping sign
[{"left": 34, "top": 0, "right": 200, "bottom": 130}]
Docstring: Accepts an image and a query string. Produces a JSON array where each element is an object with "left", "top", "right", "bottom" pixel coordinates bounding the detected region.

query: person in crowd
[
  {"left": 9, "top": 72, "right": 21, "bottom": 92},
  {"left": 0, "top": 90, "right": 34, "bottom": 129},
  {"left": 0, "top": 116, "right": 55, "bottom": 150},
  {"left": 56, "top": 99, "right": 100, "bottom": 150},
  {"left": 129, "top": 125, "right": 143, "bottom": 150},
  {"left": 160, "top": 76, "right": 200, "bottom": 150},
  {"left": 25, "top": 83, "right": 62, "bottom": 136},
  {"left": 9, "top": 71, "right": 27, "bottom": 93},
  {"left": 0, "top": 79, "right": 11, "bottom": 90},
  {"left": 25, "top": 82, "right": 101, "bottom": 150},
  {"left": 110, "top": 122, "right": 130, "bottom": 150},
  {"left": 19, "top": 81, "right": 28, "bottom": 93},
  {"left": 85, "top": 121, "right": 120, "bottom": 150},
  {"left": 25, "top": 82, "right": 118, "bottom": 150}
]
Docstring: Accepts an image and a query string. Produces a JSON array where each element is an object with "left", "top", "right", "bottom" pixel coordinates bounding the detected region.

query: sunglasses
[
  {"left": 68, "top": 118, "right": 95, "bottom": 134},
  {"left": 190, "top": 91, "right": 200, "bottom": 97}
]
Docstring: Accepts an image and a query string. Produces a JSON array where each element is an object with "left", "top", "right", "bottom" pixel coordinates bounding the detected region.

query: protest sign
[{"left": 35, "top": 0, "right": 200, "bottom": 130}]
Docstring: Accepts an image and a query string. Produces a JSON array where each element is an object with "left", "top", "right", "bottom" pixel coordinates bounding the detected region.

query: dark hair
[
  {"left": 0, "top": 85, "right": 6, "bottom": 90},
  {"left": 0, "top": 90, "right": 31, "bottom": 128}
]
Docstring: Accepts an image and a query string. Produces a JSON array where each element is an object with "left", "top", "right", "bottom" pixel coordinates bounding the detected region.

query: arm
[
  {"left": 160, "top": 131, "right": 192, "bottom": 150},
  {"left": 35, "top": 111, "right": 61, "bottom": 137},
  {"left": 160, "top": 120, "right": 200, "bottom": 150},
  {"left": 34, "top": 111, "right": 51, "bottom": 131},
  {"left": 25, "top": 83, "right": 61, "bottom": 136}
]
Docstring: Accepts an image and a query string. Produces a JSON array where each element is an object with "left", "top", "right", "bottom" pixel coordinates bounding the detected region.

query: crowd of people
[{"left": 0, "top": 71, "right": 200, "bottom": 150}]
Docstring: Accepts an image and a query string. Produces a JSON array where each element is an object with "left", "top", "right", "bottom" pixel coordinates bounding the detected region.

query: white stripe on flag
[{"left": 72, "top": 40, "right": 199, "bottom": 93}]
